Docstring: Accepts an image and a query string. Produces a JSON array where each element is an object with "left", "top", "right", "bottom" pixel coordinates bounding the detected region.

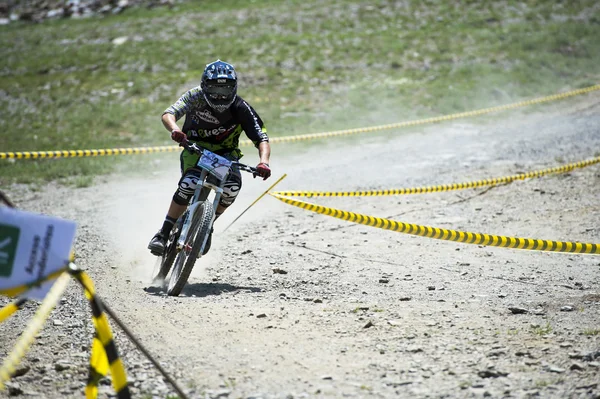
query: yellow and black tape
[
  {"left": 0, "top": 268, "right": 68, "bottom": 298},
  {"left": 0, "top": 268, "right": 130, "bottom": 398},
  {"left": 1, "top": 85, "right": 598, "bottom": 160},
  {"left": 70, "top": 269, "right": 130, "bottom": 399},
  {"left": 0, "top": 145, "right": 181, "bottom": 160},
  {"left": 270, "top": 194, "right": 599, "bottom": 254},
  {"left": 0, "top": 298, "right": 27, "bottom": 324},
  {"left": 273, "top": 156, "right": 600, "bottom": 197},
  {"left": 264, "top": 84, "right": 600, "bottom": 145},
  {"left": 0, "top": 273, "right": 71, "bottom": 391}
]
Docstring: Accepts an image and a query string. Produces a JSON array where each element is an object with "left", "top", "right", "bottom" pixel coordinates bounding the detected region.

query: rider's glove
[
  {"left": 171, "top": 129, "right": 187, "bottom": 144},
  {"left": 255, "top": 163, "right": 271, "bottom": 180}
]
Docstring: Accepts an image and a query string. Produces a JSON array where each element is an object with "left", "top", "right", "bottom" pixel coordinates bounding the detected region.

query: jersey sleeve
[
  {"left": 163, "top": 87, "right": 203, "bottom": 121},
  {"left": 237, "top": 99, "right": 269, "bottom": 147}
]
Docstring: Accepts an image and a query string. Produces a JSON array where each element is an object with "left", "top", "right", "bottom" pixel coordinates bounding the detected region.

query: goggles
[{"left": 205, "top": 83, "right": 235, "bottom": 99}]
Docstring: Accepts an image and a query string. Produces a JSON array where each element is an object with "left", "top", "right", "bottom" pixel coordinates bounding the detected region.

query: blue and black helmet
[{"left": 201, "top": 60, "right": 237, "bottom": 113}]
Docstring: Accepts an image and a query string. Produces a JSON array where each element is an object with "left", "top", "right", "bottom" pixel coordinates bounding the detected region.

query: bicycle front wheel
[
  {"left": 153, "top": 219, "right": 182, "bottom": 283},
  {"left": 167, "top": 200, "right": 213, "bottom": 296}
]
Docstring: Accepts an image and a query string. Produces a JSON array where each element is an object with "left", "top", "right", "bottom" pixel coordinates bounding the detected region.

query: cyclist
[{"left": 148, "top": 60, "right": 271, "bottom": 256}]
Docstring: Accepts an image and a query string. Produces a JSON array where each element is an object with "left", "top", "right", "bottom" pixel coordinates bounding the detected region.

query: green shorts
[{"left": 180, "top": 146, "right": 243, "bottom": 173}]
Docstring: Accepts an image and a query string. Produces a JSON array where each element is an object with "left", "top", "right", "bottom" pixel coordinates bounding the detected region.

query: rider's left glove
[
  {"left": 171, "top": 129, "right": 187, "bottom": 144},
  {"left": 255, "top": 163, "right": 271, "bottom": 180}
]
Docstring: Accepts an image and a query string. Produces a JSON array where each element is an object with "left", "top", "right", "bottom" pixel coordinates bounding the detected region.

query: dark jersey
[{"left": 163, "top": 86, "right": 269, "bottom": 159}]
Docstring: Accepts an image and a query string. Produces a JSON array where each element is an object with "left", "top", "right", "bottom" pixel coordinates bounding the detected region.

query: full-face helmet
[{"left": 201, "top": 60, "right": 237, "bottom": 113}]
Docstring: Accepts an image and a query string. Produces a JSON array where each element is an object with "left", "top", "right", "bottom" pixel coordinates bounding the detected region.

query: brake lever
[{"left": 181, "top": 141, "right": 202, "bottom": 155}]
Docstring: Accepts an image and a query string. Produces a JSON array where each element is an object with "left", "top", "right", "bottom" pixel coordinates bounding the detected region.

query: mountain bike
[{"left": 153, "top": 141, "right": 257, "bottom": 296}]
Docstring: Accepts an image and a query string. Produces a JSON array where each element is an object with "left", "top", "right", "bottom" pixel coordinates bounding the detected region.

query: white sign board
[{"left": 0, "top": 207, "right": 76, "bottom": 300}]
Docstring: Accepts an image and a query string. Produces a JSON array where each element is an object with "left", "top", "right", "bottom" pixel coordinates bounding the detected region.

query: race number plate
[{"left": 196, "top": 150, "right": 232, "bottom": 180}]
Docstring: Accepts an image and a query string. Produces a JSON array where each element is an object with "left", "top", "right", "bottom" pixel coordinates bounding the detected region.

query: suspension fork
[{"left": 176, "top": 169, "right": 227, "bottom": 249}]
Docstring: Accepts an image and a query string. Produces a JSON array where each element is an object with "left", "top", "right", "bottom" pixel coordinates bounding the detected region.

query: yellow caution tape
[
  {"left": 70, "top": 269, "right": 130, "bottom": 399},
  {"left": 87, "top": 332, "right": 110, "bottom": 399},
  {"left": 0, "top": 273, "right": 71, "bottom": 390},
  {"left": 263, "top": 84, "right": 600, "bottom": 145},
  {"left": 1, "top": 85, "right": 598, "bottom": 160},
  {"left": 0, "top": 145, "right": 180, "bottom": 160},
  {"left": 273, "top": 156, "right": 600, "bottom": 197},
  {"left": 270, "top": 194, "right": 599, "bottom": 254},
  {"left": 0, "top": 268, "right": 68, "bottom": 298},
  {"left": 0, "top": 298, "right": 27, "bottom": 324},
  {"left": 0, "top": 264, "right": 129, "bottom": 398}
]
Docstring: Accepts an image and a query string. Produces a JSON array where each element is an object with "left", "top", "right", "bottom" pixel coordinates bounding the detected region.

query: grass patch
[
  {"left": 531, "top": 322, "right": 553, "bottom": 336},
  {"left": 583, "top": 328, "right": 600, "bottom": 336},
  {"left": 2, "top": 0, "right": 599, "bottom": 184}
]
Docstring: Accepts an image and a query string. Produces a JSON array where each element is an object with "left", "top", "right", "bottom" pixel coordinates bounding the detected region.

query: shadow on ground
[{"left": 144, "top": 282, "right": 262, "bottom": 297}]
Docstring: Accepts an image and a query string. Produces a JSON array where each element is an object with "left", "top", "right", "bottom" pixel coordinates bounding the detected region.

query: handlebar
[{"left": 181, "top": 140, "right": 257, "bottom": 174}]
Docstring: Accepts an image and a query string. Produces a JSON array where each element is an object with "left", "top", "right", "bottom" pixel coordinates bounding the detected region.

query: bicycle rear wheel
[{"left": 167, "top": 200, "right": 213, "bottom": 296}]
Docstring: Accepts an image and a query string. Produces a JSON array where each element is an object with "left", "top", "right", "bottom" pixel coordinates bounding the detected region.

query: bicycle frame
[
  {"left": 175, "top": 143, "right": 255, "bottom": 255},
  {"left": 176, "top": 167, "right": 225, "bottom": 253}
]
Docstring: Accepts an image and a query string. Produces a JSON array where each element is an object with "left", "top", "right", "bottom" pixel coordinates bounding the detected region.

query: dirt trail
[{"left": 2, "top": 97, "right": 600, "bottom": 399}]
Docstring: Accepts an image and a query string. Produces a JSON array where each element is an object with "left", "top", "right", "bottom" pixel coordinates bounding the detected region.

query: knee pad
[
  {"left": 219, "top": 171, "right": 242, "bottom": 207},
  {"left": 173, "top": 172, "right": 201, "bottom": 206}
]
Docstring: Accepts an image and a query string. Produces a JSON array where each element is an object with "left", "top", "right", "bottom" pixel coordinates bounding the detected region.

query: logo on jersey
[
  {"left": 195, "top": 109, "right": 220, "bottom": 124},
  {"left": 200, "top": 126, "right": 228, "bottom": 138}
]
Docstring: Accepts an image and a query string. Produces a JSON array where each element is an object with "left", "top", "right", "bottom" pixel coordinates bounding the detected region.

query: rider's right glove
[
  {"left": 255, "top": 163, "right": 271, "bottom": 180},
  {"left": 171, "top": 129, "right": 187, "bottom": 144}
]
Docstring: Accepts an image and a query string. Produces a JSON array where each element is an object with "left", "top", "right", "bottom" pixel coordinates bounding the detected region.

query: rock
[
  {"left": 363, "top": 321, "right": 374, "bottom": 328},
  {"left": 0, "top": 0, "right": 174, "bottom": 25},
  {"left": 12, "top": 365, "right": 31, "bottom": 377},
  {"left": 515, "top": 351, "right": 531, "bottom": 357},
  {"left": 560, "top": 305, "right": 575, "bottom": 312},
  {"left": 570, "top": 363, "right": 585, "bottom": 371},
  {"left": 256, "top": 313, "right": 267, "bottom": 318},
  {"left": 406, "top": 346, "right": 423, "bottom": 353},
  {"left": 544, "top": 365, "right": 565, "bottom": 373},
  {"left": 54, "top": 361, "right": 71, "bottom": 372},
  {"left": 508, "top": 307, "right": 528, "bottom": 314},
  {"left": 272, "top": 268, "right": 288, "bottom": 274},
  {"left": 487, "top": 349, "right": 507, "bottom": 357},
  {"left": 52, "top": 319, "right": 64, "bottom": 326},
  {"left": 576, "top": 383, "right": 598, "bottom": 390},
  {"left": 399, "top": 297, "right": 412, "bottom": 301},
  {"left": 210, "top": 389, "right": 231, "bottom": 398},
  {"left": 478, "top": 369, "right": 509, "bottom": 378},
  {"left": 582, "top": 350, "right": 600, "bottom": 361},
  {"left": 4, "top": 381, "right": 23, "bottom": 396}
]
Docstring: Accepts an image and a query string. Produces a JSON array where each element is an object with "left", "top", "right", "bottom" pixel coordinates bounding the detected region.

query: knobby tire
[
  {"left": 167, "top": 200, "right": 213, "bottom": 296},
  {"left": 155, "top": 222, "right": 182, "bottom": 281}
]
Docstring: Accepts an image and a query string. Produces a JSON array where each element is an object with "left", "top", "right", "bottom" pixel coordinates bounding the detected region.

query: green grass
[
  {"left": 532, "top": 322, "right": 553, "bottom": 336},
  {"left": 2, "top": 0, "right": 599, "bottom": 184},
  {"left": 583, "top": 328, "right": 600, "bottom": 336}
]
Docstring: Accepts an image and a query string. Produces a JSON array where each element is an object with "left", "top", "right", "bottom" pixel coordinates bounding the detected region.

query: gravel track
[{"left": 1, "top": 95, "right": 599, "bottom": 399}]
